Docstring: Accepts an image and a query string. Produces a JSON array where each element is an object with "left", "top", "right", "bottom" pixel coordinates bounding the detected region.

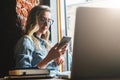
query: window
[
  {"left": 50, "top": 0, "right": 95, "bottom": 72},
  {"left": 50, "top": 0, "right": 89, "bottom": 71},
  {"left": 65, "top": 0, "right": 88, "bottom": 71},
  {"left": 50, "top": 0, "right": 69, "bottom": 72}
]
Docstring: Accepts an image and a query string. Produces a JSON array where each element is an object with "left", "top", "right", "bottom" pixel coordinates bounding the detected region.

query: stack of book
[{"left": 4, "top": 68, "right": 55, "bottom": 79}]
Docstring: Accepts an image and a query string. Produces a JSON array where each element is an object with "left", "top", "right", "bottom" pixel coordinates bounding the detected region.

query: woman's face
[{"left": 37, "top": 11, "right": 52, "bottom": 34}]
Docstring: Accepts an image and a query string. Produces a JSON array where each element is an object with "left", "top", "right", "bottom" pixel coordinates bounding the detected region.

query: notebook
[
  {"left": 5, "top": 68, "right": 56, "bottom": 79},
  {"left": 9, "top": 68, "right": 50, "bottom": 75}
]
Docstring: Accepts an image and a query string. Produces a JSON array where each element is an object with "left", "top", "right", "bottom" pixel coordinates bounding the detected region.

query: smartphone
[{"left": 58, "top": 36, "right": 71, "bottom": 48}]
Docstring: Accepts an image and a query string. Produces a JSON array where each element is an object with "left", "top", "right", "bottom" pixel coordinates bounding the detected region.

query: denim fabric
[{"left": 14, "top": 35, "right": 59, "bottom": 72}]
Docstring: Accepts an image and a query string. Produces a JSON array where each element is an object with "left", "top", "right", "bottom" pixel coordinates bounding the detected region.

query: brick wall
[{"left": 16, "top": 0, "right": 40, "bottom": 28}]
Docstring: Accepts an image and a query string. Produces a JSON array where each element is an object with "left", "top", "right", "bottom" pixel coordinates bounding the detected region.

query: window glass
[{"left": 65, "top": 0, "right": 87, "bottom": 57}]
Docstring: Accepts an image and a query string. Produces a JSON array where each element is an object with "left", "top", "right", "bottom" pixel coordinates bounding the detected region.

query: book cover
[{"left": 9, "top": 68, "right": 50, "bottom": 76}]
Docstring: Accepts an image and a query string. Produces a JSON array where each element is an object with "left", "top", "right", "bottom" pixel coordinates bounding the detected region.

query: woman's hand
[
  {"left": 37, "top": 43, "right": 67, "bottom": 68},
  {"left": 46, "top": 43, "right": 67, "bottom": 61},
  {"left": 54, "top": 56, "right": 65, "bottom": 65}
]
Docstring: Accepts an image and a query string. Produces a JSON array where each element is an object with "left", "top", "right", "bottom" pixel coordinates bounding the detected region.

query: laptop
[{"left": 71, "top": 6, "right": 120, "bottom": 80}]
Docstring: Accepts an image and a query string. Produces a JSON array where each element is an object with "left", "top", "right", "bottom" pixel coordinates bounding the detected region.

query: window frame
[{"left": 50, "top": 0, "right": 69, "bottom": 71}]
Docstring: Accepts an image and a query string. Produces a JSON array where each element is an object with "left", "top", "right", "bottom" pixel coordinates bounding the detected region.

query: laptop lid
[{"left": 71, "top": 6, "right": 120, "bottom": 80}]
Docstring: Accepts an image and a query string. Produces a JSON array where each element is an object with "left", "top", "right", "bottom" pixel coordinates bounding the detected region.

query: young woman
[{"left": 14, "top": 5, "right": 67, "bottom": 72}]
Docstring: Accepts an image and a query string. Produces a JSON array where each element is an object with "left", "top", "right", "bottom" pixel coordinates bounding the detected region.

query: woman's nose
[{"left": 44, "top": 21, "right": 50, "bottom": 27}]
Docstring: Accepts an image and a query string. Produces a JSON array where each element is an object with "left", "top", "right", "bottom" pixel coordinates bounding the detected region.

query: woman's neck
[{"left": 35, "top": 32, "right": 42, "bottom": 39}]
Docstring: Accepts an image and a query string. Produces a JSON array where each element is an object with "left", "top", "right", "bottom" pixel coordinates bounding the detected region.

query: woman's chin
[{"left": 42, "top": 31, "right": 47, "bottom": 34}]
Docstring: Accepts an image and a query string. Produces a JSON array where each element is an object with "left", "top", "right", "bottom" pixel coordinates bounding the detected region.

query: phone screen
[{"left": 58, "top": 36, "right": 71, "bottom": 48}]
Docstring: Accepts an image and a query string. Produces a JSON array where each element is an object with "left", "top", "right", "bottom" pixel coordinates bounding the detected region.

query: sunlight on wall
[
  {"left": 66, "top": 0, "right": 86, "bottom": 6},
  {"left": 104, "top": 0, "right": 120, "bottom": 8},
  {"left": 84, "top": 0, "right": 120, "bottom": 8}
]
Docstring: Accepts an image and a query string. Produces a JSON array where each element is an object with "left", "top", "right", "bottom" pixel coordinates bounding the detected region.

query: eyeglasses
[{"left": 40, "top": 17, "right": 54, "bottom": 26}]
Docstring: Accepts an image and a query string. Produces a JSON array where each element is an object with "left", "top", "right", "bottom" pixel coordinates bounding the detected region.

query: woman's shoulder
[
  {"left": 19, "top": 35, "right": 33, "bottom": 41},
  {"left": 14, "top": 35, "right": 35, "bottom": 54},
  {"left": 17, "top": 35, "right": 34, "bottom": 46}
]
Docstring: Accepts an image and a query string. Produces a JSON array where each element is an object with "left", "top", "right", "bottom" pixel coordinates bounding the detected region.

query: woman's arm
[{"left": 14, "top": 36, "right": 34, "bottom": 68}]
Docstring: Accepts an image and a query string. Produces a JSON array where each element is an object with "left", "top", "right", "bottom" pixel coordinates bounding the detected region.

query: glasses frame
[{"left": 39, "top": 17, "right": 54, "bottom": 26}]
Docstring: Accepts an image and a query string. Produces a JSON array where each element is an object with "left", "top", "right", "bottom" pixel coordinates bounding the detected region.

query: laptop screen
[{"left": 71, "top": 6, "right": 120, "bottom": 80}]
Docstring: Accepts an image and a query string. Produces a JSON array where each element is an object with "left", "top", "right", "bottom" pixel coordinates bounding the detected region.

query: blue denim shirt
[{"left": 14, "top": 35, "right": 59, "bottom": 72}]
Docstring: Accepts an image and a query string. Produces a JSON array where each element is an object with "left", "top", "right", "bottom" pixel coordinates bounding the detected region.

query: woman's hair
[
  {"left": 25, "top": 5, "right": 52, "bottom": 50},
  {"left": 25, "top": 5, "right": 51, "bottom": 35}
]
